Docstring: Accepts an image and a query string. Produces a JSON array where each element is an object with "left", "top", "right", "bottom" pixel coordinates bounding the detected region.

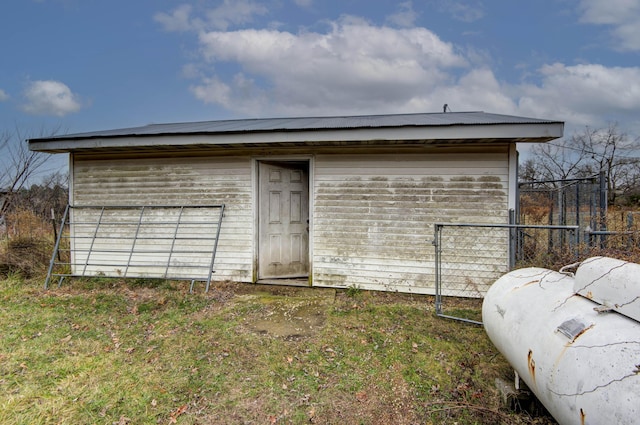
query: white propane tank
[{"left": 482, "top": 257, "right": 640, "bottom": 425}]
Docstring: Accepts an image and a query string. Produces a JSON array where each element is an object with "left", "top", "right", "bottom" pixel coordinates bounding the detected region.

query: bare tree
[
  {"left": 621, "top": 162, "right": 640, "bottom": 204},
  {"left": 518, "top": 158, "right": 539, "bottom": 182},
  {"left": 528, "top": 132, "right": 589, "bottom": 183},
  {"left": 14, "top": 171, "right": 69, "bottom": 219},
  {"left": 525, "top": 123, "right": 640, "bottom": 203},
  {"left": 572, "top": 124, "right": 640, "bottom": 203},
  {"left": 0, "top": 126, "right": 60, "bottom": 217}
]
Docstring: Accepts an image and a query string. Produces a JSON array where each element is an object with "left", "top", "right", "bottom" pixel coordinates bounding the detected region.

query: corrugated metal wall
[
  {"left": 312, "top": 151, "right": 509, "bottom": 294},
  {"left": 72, "top": 155, "right": 253, "bottom": 281}
]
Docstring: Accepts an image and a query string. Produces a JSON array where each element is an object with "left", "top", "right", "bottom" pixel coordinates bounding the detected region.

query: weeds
[
  {"left": 517, "top": 204, "right": 640, "bottom": 269},
  {"left": 0, "top": 209, "right": 55, "bottom": 278},
  {"left": 345, "top": 284, "right": 362, "bottom": 298},
  {"left": 0, "top": 236, "right": 52, "bottom": 278},
  {"left": 515, "top": 240, "right": 640, "bottom": 271}
]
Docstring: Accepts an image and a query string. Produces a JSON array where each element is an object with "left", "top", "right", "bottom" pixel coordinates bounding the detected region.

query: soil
[{"left": 235, "top": 285, "right": 334, "bottom": 339}]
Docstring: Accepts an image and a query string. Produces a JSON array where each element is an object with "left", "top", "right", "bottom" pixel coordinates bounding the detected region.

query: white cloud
[
  {"left": 515, "top": 63, "right": 640, "bottom": 134},
  {"left": 192, "top": 17, "right": 469, "bottom": 115},
  {"left": 191, "top": 76, "right": 232, "bottom": 105},
  {"left": 386, "top": 1, "right": 418, "bottom": 28},
  {"left": 155, "top": 1, "right": 268, "bottom": 32},
  {"left": 579, "top": 0, "right": 638, "bottom": 25},
  {"left": 191, "top": 73, "right": 268, "bottom": 114},
  {"left": 428, "top": 68, "right": 517, "bottom": 114},
  {"left": 438, "top": 0, "right": 484, "bottom": 23},
  {"left": 22, "top": 80, "right": 82, "bottom": 117},
  {"left": 154, "top": 4, "right": 196, "bottom": 32},
  {"left": 206, "top": 0, "right": 268, "bottom": 31},
  {"left": 579, "top": 0, "right": 640, "bottom": 51},
  {"left": 0, "top": 89, "right": 9, "bottom": 102},
  {"left": 181, "top": 63, "right": 203, "bottom": 79},
  {"left": 178, "top": 10, "right": 640, "bottom": 138}
]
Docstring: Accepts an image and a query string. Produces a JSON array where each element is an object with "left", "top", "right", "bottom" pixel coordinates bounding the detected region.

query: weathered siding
[
  {"left": 312, "top": 151, "right": 509, "bottom": 294},
  {"left": 72, "top": 155, "right": 253, "bottom": 281},
  {"left": 71, "top": 148, "right": 512, "bottom": 293}
]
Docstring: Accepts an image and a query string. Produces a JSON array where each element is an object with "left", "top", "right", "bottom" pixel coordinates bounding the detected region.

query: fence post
[
  {"left": 433, "top": 224, "right": 442, "bottom": 316},
  {"left": 628, "top": 212, "right": 634, "bottom": 250},
  {"left": 599, "top": 171, "right": 608, "bottom": 248},
  {"left": 571, "top": 226, "right": 579, "bottom": 259},
  {"left": 509, "top": 209, "right": 516, "bottom": 269},
  {"left": 45, "top": 204, "right": 70, "bottom": 289},
  {"left": 548, "top": 191, "right": 555, "bottom": 253}
]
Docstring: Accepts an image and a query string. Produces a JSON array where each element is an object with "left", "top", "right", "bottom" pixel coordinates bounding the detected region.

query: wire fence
[
  {"left": 434, "top": 223, "right": 579, "bottom": 325},
  {"left": 518, "top": 174, "right": 606, "bottom": 242}
]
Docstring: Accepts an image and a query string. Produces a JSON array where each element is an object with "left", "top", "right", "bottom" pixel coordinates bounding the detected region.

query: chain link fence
[
  {"left": 434, "top": 173, "right": 639, "bottom": 325},
  {"left": 434, "top": 223, "right": 579, "bottom": 324},
  {"left": 518, "top": 174, "right": 606, "bottom": 242},
  {"left": 585, "top": 210, "right": 640, "bottom": 253}
]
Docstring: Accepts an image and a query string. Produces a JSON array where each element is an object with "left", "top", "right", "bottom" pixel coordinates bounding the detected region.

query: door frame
[{"left": 252, "top": 156, "right": 314, "bottom": 284}]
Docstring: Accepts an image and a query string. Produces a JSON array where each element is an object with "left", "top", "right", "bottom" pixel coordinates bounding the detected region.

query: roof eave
[{"left": 29, "top": 122, "right": 564, "bottom": 153}]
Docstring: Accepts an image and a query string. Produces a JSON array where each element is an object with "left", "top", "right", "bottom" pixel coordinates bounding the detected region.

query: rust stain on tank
[
  {"left": 511, "top": 279, "right": 540, "bottom": 291},
  {"left": 580, "top": 408, "right": 586, "bottom": 425},
  {"left": 572, "top": 323, "right": 595, "bottom": 343},
  {"left": 527, "top": 349, "right": 536, "bottom": 386}
]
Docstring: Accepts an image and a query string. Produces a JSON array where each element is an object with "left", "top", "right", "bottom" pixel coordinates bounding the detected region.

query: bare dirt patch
[
  {"left": 244, "top": 300, "right": 327, "bottom": 339},
  {"left": 236, "top": 285, "right": 334, "bottom": 339}
]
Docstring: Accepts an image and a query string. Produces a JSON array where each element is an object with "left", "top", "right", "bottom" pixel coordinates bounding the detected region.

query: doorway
[{"left": 257, "top": 161, "right": 310, "bottom": 281}]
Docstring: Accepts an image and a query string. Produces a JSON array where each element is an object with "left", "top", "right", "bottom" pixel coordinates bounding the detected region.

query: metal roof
[
  {"left": 28, "top": 111, "right": 564, "bottom": 153},
  {"left": 31, "top": 111, "right": 561, "bottom": 141}
]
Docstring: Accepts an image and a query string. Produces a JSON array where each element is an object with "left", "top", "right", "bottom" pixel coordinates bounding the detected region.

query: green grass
[{"left": 0, "top": 276, "right": 554, "bottom": 425}]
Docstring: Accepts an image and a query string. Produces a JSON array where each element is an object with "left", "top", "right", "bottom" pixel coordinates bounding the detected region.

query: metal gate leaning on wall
[
  {"left": 433, "top": 222, "right": 579, "bottom": 325},
  {"left": 45, "top": 204, "right": 225, "bottom": 292}
]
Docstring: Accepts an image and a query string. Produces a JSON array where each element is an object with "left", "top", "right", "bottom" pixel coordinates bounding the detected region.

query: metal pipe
[
  {"left": 205, "top": 204, "right": 226, "bottom": 293},
  {"left": 44, "top": 204, "right": 70, "bottom": 289}
]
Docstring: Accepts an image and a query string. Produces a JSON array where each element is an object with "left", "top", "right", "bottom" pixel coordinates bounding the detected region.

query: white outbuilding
[{"left": 29, "top": 111, "right": 563, "bottom": 294}]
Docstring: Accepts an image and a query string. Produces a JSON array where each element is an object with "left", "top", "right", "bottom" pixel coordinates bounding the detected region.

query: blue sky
[{"left": 1, "top": 0, "right": 639, "bottom": 166}]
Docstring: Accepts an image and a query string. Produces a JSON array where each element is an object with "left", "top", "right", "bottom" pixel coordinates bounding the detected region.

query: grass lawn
[{"left": 0, "top": 276, "right": 555, "bottom": 424}]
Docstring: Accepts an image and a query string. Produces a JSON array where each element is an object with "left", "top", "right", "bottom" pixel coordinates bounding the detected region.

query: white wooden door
[{"left": 258, "top": 161, "right": 309, "bottom": 279}]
